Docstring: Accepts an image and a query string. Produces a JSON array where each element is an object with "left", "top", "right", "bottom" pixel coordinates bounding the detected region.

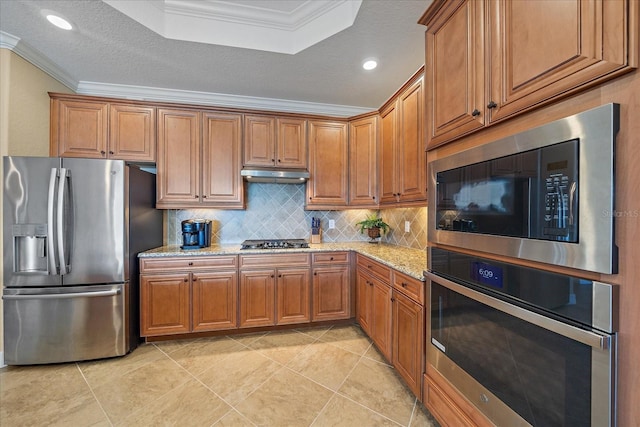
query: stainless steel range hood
[{"left": 241, "top": 168, "right": 309, "bottom": 184}]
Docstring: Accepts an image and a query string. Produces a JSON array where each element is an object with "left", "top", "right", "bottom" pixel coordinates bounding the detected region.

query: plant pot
[{"left": 367, "top": 227, "right": 381, "bottom": 240}]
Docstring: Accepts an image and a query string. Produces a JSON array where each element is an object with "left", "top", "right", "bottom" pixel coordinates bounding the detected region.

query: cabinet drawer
[
  {"left": 356, "top": 254, "right": 391, "bottom": 283},
  {"left": 312, "top": 251, "right": 349, "bottom": 265},
  {"left": 392, "top": 271, "right": 424, "bottom": 305},
  {"left": 240, "top": 253, "right": 310, "bottom": 269},
  {"left": 140, "top": 256, "right": 237, "bottom": 273}
]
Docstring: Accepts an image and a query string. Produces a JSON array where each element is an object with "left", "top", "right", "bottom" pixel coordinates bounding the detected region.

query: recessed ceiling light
[
  {"left": 41, "top": 10, "right": 73, "bottom": 30},
  {"left": 362, "top": 59, "right": 378, "bottom": 71}
]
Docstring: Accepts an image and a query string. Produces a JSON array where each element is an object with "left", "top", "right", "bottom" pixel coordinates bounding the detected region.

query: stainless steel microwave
[{"left": 428, "top": 103, "right": 619, "bottom": 274}]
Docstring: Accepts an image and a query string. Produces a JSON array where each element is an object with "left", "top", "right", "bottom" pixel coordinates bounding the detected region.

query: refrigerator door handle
[
  {"left": 2, "top": 289, "right": 120, "bottom": 300},
  {"left": 57, "top": 167, "right": 69, "bottom": 275},
  {"left": 47, "top": 168, "right": 58, "bottom": 275}
]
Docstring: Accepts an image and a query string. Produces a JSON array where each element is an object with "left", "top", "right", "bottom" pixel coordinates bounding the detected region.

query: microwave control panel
[{"left": 541, "top": 139, "right": 579, "bottom": 242}]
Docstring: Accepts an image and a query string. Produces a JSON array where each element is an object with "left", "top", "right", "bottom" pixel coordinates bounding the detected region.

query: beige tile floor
[{"left": 0, "top": 324, "right": 440, "bottom": 427}]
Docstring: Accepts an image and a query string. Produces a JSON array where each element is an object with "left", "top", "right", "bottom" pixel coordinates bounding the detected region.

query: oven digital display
[{"left": 471, "top": 262, "right": 503, "bottom": 288}]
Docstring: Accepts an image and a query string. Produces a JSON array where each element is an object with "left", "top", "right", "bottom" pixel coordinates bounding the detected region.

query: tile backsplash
[{"left": 167, "top": 183, "right": 427, "bottom": 250}]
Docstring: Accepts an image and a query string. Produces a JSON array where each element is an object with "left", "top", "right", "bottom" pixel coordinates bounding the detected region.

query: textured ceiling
[{"left": 0, "top": 0, "right": 431, "bottom": 115}]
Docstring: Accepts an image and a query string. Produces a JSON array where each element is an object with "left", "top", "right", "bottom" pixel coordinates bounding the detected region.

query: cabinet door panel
[
  {"left": 109, "top": 104, "right": 156, "bottom": 162},
  {"left": 313, "top": 265, "right": 350, "bottom": 321},
  {"left": 371, "top": 279, "right": 392, "bottom": 360},
  {"left": 276, "top": 268, "right": 310, "bottom": 325},
  {"left": 392, "top": 291, "right": 424, "bottom": 397},
  {"left": 202, "top": 112, "right": 244, "bottom": 207},
  {"left": 379, "top": 104, "right": 398, "bottom": 204},
  {"left": 489, "top": 0, "right": 636, "bottom": 122},
  {"left": 356, "top": 271, "right": 373, "bottom": 335},
  {"left": 425, "top": 0, "right": 485, "bottom": 149},
  {"left": 277, "top": 118, "right": 307, "bottom": 169},
  {"left": 140, "top": 274, "right": 190, "bottom": 336},
  {"left": 192, "top": 271, "right": 238, "bottom": 332},
  {"left": 398, "top": 79, "right": 426, "bottom": 202},
  {"left": 57, "top": 100, "right": 109, "bottom": 158},
  {"left": 156, "top": 109, "right": 200, "bottom": 207},
  {"left": 240, "top": 270, "right": 276, "bottom": 328},
  {"left": 244, "top": 115, "right": 276, "bottom": 167},
  {"left": 307, "top": 121, "right": 348, "bottom": 207},
  {"left": 349, "top": 116, "right": 378, "bottom": 206}
]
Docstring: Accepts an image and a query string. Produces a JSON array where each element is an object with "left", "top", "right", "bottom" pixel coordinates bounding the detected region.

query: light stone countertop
[{"left": 139, "top": 242, "right": 427, "bottom": 281}]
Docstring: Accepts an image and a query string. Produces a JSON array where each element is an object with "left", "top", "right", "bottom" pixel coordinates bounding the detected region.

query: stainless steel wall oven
[
  {"left": 426, "top": 104, "right": 621, "bottom": 426},
  {"left": 428, "top": 103, "right": 619, "bottom": 275},
  {"left": 426, "top": 248, "right": 618, "bottom": 427}
]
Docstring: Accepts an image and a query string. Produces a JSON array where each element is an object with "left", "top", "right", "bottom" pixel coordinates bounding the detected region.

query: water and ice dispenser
[{"left": 12, "top": 223, "right": 50, "bottom": 274}]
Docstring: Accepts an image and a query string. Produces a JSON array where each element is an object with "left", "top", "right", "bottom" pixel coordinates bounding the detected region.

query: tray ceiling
[{"left": 0, "top": 0, "right": 431, "bottom": 116}]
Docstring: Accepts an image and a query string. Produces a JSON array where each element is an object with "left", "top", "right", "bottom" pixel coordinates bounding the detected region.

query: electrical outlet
[
  {"left": 329, "top": 219, "right": 335, "bottom": 229},
  {"left": 405, "top": 221, "right": 411, "bottom": 233}
]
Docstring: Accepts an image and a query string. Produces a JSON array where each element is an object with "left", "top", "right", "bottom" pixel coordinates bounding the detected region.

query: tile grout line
[
  {"left": 74, "top": 362, "right": 115, "bottom": 427},
  {"left": 152, "top": 340, "right": 247, "bottom": 423},
  {"left": 328, "top": 341, "right": 407, "bottom": 427}
]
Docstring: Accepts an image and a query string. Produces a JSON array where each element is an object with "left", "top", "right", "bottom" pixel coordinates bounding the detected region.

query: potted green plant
[{"left": 356, "top": 214, "right": 390, "bottom": 242}]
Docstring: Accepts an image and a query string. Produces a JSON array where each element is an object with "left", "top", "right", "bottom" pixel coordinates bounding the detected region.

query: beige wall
[{"left": 0, "top": 48, "right": 72, "bottom": 364}]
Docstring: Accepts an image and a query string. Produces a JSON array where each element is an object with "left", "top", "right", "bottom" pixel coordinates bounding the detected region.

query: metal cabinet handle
[
  {"left": 471, "top": 109, "right": 481, "bottom": 117},
  {"left": 487, "top": 101, "right": 497, "bottom": 109}
]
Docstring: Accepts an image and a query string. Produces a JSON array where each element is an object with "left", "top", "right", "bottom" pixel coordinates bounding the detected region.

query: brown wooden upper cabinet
[
  {"left": 156, "top": 108, "right": 244, "bottom": 209},
  {"left": 349, "top": 115, "right": 378, "bottom": 207},
  {"left": 306, "top": 120, "right": 349, "bottom": 208},
  {"left": 50, "top": 94, "right": 156, "bottom": 162},
  {"left": 244, "top": 115, "right": 307, "bottom": 169},
  {"left": 421, "top": 0, "right": 638, "bottom": 149},
  {"left": 379, "top": 76, "right": 426, "bottom": 206}
]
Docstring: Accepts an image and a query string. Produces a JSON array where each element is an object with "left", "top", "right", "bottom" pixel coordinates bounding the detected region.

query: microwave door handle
[
  {"left": 56, "top": 168, "right": 68, "bottom": 275},
  {"left": 47, "top": 168, "right": 58, "bottom": 274}
]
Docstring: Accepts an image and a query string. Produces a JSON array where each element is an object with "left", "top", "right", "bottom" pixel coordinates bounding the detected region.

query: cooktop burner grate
[{"left": 240, "top": 239, "right": 309, "bottom": 249}]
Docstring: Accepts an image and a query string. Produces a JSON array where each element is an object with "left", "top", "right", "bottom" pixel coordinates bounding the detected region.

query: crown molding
[
  {"left": 2, "top": 30, "right": 372, "bottom": 117},
  {"left": 0, "top": 31, "right": 78, "bottom": 91},
  {"left": 76, "top": 81, "right": 373, "bottom": 117}
]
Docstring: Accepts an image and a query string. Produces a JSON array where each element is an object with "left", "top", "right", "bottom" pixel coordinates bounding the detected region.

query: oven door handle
[{"left": 425, "top": 271, "right": 611, "bottom": 350}]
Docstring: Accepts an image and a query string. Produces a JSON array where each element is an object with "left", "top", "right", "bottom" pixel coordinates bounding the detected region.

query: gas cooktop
[{"left": 240, "top": 239, "right": 309, "bottom": 250}]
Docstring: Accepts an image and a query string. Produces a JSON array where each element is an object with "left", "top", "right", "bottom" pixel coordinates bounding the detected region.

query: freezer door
[
  {"left": 61, "top": 158, "right": 126, "bottom": 285},
  {"left": 2, "top": 284, "right": 128, "bottom": 365},
  {"left": 3, "top": 156, "right": 62, "bottom": 287}
]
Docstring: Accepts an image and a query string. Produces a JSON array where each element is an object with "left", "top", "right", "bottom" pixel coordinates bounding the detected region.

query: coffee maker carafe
[{"left": 181, "top": 219, "right": 211, "bottom": 249}]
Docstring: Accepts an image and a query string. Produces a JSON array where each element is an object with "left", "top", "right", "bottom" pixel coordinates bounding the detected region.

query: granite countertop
[{"left": 139, "top": 242, "right": 427, "bottom": 281}]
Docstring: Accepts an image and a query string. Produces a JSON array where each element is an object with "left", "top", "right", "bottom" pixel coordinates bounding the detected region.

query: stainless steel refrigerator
[{"left": 2, "top": 156, "right": 162, "bottom": 365}]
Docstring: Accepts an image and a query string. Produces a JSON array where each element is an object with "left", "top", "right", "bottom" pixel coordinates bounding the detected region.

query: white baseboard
[{"left": 0, "top": 351, "right": 5, "bottom": 368}]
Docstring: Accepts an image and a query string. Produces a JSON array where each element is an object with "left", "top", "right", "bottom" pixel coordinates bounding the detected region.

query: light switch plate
[
  {"left": 405, "top": 221, "right": 411, "bottom": 233},
  {"left": 329, "top": 219, "right": 335, "bottom": 229}
]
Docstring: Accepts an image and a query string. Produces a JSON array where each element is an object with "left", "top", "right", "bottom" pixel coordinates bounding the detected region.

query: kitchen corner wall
[{"left": 166, "top": 183, "right": 427, "bottom": 250}]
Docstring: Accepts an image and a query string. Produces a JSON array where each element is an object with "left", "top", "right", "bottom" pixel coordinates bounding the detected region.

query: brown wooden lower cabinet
[
  {"left": 356, "top": 255, "right": 426, "bottom": 401},
  {"left": 392, "top": 289, "right": 424, "bottom": 398},
  {"left": 277, "top": 268, "right": 311, "bottom": 325},
  {"left": 239, "top": 269, "right": 276, "bottom": 328},
  {"left": 239, "top": 253, "right": 311, "bottom": 328},
  {"left": 423, "top": 369, "right": 494, "bottom": 427},
  {"left": 312, "top": 252, "right": 350, "bottom": 321},
  {"left": 192, "top": 271, "right": 238, "bottom": 332},
  {"left": 356, "top": 267, "right": 392, "bottom": 361},
  {"left": 140, "top": 273, "right": 190, "bottom": 336},
  {"left": 140, "top": 256, "right": 238, "bottom": 337}
]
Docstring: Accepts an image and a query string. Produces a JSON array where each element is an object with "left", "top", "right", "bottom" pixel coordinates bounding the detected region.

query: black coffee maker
[{"left": 181, "top": 219, "right": 212, "bottom": 249}]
